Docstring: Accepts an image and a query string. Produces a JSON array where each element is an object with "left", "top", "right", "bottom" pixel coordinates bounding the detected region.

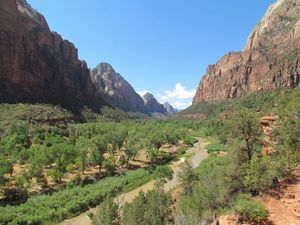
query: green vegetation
[
  {"left": 0, "top": 104, "right": 201, "bottom": 224},
  {"left": 234, "top": 195, "right": 267, "bottom": 223},
  {"left": 175, "top": 87, "right": 300, "bottom": 223},
  {"left": 0, "top": 87, "right": 299, "bottom": 225},
  {"left": 92, "top": 195, "right": 119, "bottom": 225},
  {"left": 122, "top": 184, "right": 172, "bottom": 225},
  {"left": 206, "top": 143, "right": 231, "bottom": 154},
  {"left": 0, "top": 169, "right": 150, "bottom": 224}
]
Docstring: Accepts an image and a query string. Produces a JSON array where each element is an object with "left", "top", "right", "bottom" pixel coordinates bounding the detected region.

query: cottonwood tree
[
  {"left": 48, "top": 144, "right": 74, "bottom": 183},
  {"left": 91, "top": 137, "right": 107, "bottom": 175}
]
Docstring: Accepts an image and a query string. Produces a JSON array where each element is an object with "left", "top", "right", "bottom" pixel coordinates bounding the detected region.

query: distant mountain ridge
[
  {"left": 91, "top": 63, "right": 172, "bottom": 115},
  {"left": 193, "top": 0, "right": 300, "bottom": 105}
]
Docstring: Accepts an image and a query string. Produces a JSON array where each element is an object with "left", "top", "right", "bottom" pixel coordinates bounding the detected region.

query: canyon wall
[
  {"left": 0, "top": 0, "right": 104, "bottom": 111},
  {"left": 193, "top": 0, "right": 300, "bottom": 104}
]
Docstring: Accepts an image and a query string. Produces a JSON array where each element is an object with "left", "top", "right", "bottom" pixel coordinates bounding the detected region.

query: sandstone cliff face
[
  {"left": 193, "top": 0, "right": 300, "bottom": 104},
  {"left": 142, "top": 92, "right": 167, "bottom": 114},
  {"left": 91, "top": 63, "right": 146, "bottom": 112},
  {"left": 0, "top": 0, "right": 103, "bottom": 111}
]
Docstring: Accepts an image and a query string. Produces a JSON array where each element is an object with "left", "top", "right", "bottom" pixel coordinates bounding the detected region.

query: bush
[
  {"left": 183, "top": 136, "right": 197, "bottom": 147},
  {"left": 234, "top": 196, "right": 267, "bottom": 223},
  {"left": 206, "top": 143, "right": 230, "bottom": 154}
]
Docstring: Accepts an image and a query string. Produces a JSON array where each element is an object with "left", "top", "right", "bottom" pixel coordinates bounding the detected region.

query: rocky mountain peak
[
  {"left": 142, "top": 92, "right": 167, "bottom": 114},
  {"left": 244, "top": 0, "right": 300, "bottom": 51},
  {"left": 17, "top": 0, "right": 49, "bottom": 28},
  {"left": 93, "top": 62, "right": 116, "bottom": 76},
  {"left": 142, "top": 92, "right": 155, "bottom": 103},
  {"left": 91, "top": 63, "right": 147, "bottom": 112},
  {"left": 163, "top": 102, "right": 178, "bottom": 115}
]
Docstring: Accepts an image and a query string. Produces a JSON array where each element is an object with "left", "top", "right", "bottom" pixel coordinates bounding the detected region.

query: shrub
[
  {"left": 206, "top": 143, "right": 230, "bottom": 154},
  {"left": 183, "top": 136, "right": 197, "bottom": 147},
  {"left": 92, "top": 195, "right": 119, "bottom": 225},
  {"left": 234, "top": 196, "right": 267, "bottom": 223}
]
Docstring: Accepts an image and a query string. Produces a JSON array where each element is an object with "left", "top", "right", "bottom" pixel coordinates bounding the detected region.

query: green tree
[
  {"left": 122, "top": 191, "right": 146, "bottom": 225},
  {"left": 48, "top": 144, "right": 75, "bottom": 183},
  {"left": 104, "top": 157, "right": 115, "bottom": 176},
  {"left": 27, "top": 145, "right": 48, "bottom": 187},
  {"left": 93, "top": 195, "right": 120, "bottom": 225},
  {"left": 243, "top": 155, "right": 275, "bottom": 194},
  {"left": 76, "top": 139, "right": 92, "bottom": 176},
  {"left": 92, "top": 137, "right": 107, "bottom": 175},
  {"left": 229, "top": 108, "right": 261, "bottom": 162},
  {"left": 122, "top": 184, "right": 171, "bottom": 225},
  {"left": 0, "top": 159, "right": 13, "bottom": 192},
  {"left": 123, "top": 142, "right": 139, "bottom": 167},
  {"left": 164, "top": 130, "right": 179, "bottom": 146},
  {"left": 276, "top": 87, "right": 300, "bottom": 174},
  {"left": 178, "top": 162, "right": 197, "bottom": 196},
  {"left": 147, "top": 133, "right": 165, "bottom": 151}
]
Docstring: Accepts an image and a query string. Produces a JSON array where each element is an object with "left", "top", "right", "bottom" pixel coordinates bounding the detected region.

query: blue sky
[{"left": 27, "top": 0, "right": 275, "bottom": 109}]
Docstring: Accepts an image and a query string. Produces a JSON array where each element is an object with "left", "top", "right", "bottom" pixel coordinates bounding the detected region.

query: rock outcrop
[
  {"left": 91, "top": 62, "right": 146, "bottom": 112},
  {"left": 142, "top": 92, "right": 167, "bottom": 114},
  {"left": 193, "top": 0, "right": 300, "bottom": 104},
  {"left": 0, "top": 0, "right": 103, "bottom": 111},
  {"left": 163, "top": 102, "right": 178, "bottom": 115},
  {"left": 260, "top": 116, "right": 279, "bottom": 156}
]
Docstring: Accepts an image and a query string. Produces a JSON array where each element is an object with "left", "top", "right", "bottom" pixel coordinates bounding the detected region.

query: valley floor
[{"left": 58, "top": 138, "right": 209, "bottom": 225}]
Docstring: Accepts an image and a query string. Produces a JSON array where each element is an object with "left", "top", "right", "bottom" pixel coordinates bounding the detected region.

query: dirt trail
[
  {"left": 218, "top": 170, "right": 300, "bottom": 225},
  {"left": 259, "top": 170, "right": 300, "bottom": 225},
  {"left": 58, "top": 138, "right": 209, "bottom": 225}
]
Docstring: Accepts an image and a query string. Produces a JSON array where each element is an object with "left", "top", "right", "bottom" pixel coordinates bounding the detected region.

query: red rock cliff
[
  {"left": 0, "top": 0, "right": 103, "bottom": 111},
  {"left": 193, "top": 0, "right": 300, "bottom": 104}
]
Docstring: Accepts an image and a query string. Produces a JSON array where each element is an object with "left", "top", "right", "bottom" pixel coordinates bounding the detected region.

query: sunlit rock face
[
  {"left": 193, "top": 0, "right": 300, "bottom": 105},
  {"left": 163, "top": 102, "right": 178, "bottom": 115},
  {"left": 0, "top": 0, "right": 104, "bottom": 111},
  {"left": 142, "top": 92, "right": 167, "bottom": 114},
  {"left": 91, "top": 62, "right": 147, "bottom": 113}
]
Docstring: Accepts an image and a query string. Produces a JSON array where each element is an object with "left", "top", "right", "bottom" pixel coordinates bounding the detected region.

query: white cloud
[
  {"left": 162, "top": 83, "right": 196, "bottom": 101},
  {"left": 137, "top": 91, "right": 149, "bottom": 97},
  {"left": 171, "top": 101, "right": 192, "bottom": 110},
  {"left": 137, "top": 83, "right": 195, "bottom": 110}
]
